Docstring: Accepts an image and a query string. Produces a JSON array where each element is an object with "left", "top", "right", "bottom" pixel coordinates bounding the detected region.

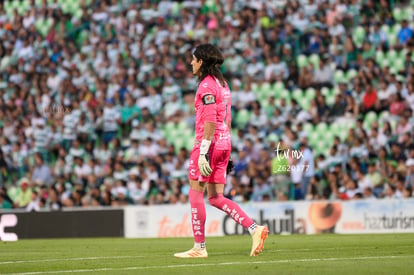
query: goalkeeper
[{"left": 174, "top": 44, "right": 268, "bottom": 258}]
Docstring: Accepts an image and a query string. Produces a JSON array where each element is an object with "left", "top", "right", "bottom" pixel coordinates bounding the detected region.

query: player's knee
[{"left": 208, "top": 194, "right": 224, "bottom": 208}]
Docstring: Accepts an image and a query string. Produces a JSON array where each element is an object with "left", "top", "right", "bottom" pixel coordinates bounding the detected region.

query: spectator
[
  {"left": 31, "top": 153, "right": 52, "bottom": 186},
  {"left": 103, "top": 98, "right": 121, "bottom": 144},
  {"left": 264, "top": 55, "right": 289, "bottom": 81},
  {"left": 361, "top": 82, "right": 378, "bottom": 114},
  {"left": 26, "top": 190, "right": 41, "bottom": 212},
  {"left": 312, "top": 55, "right": 334, "bottom": 89},
  {"left": 398, "top": 20, "right": 413, "bottom": 45},
  {"left": 15, "top": 178, "right": 32, "bottom": 208}
]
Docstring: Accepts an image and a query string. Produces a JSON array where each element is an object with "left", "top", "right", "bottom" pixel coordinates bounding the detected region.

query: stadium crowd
[{"left": 0, "top": 0, "right": 414, "bottom": 211}]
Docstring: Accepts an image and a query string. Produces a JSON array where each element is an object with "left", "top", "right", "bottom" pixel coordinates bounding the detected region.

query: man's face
[{"left": 190, "top": 54, "right": 202, "bottom": 76}]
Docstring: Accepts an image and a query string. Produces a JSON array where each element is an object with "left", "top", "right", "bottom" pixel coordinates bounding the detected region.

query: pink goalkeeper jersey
[{"left": 194, "top": 75, "right": 231, "bottom": 150}]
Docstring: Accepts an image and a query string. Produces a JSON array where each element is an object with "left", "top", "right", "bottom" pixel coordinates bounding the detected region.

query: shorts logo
[{"left": 202, "top": 94, "right": 215, "bottom": 105}]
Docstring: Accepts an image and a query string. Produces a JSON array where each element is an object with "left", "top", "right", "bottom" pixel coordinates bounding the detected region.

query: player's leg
[
  {"left": 206, "top": 150, "right": 268, "bottom": 256},
  {"left": 174, "top": 147, "right": 208, "bottom": 258},
  {"left": 189, "top": 180, "right": 207, "bottom": 250},
  {"left": 174, "top": 179, "right": 208, "bottom": 258},
  {"left": 207, "top": 183, "right": 268, "bottom": 256}
]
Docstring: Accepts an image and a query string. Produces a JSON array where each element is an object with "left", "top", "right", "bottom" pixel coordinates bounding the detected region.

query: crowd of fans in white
[{"left": 0, "top": 0, "right": 413, "bottom": 211}]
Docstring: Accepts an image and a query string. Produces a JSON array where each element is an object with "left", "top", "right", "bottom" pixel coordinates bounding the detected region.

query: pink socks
[
  {"left": 189, "top": 190, "right": 256, "bottom": 245},
  {"left": 189, "top": 189, "right": 206, "bottom": 244},
  {"left": 208, "top": 194, "right": 255, "bottom": 229}
]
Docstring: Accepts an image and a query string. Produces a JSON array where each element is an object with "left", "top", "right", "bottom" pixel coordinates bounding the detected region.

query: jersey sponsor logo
[
  {"left": 218, "top": 133, "right": 230, "bottom": 140},
  {"left": 202, "top": 82, "right": 208, "bottom": 88},
  {"left": 202, "top": 94, "right": 216, "bottom": 105}
]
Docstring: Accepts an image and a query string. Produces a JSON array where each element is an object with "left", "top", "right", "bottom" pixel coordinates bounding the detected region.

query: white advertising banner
[{"left": 124, "top": 200, "right": 414, "bottom": 238}]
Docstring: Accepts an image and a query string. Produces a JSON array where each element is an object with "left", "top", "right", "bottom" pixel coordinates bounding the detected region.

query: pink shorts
[{"left": 188, "top": 146, "right": 230, "bottom": 184}]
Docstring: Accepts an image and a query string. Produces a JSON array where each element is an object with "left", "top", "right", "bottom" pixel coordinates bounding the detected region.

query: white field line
[
  {"left": 212, "top": 245, "right": 414, "bottom": 255},
  {"left": 1, "top": 245, "right": 413, "bottom": 265},
  {"left": 0, "top": 256, "right": 144, "bottom": 265},
  {"left": 7, "top": 255, "right": 414, "bottom": 275}
]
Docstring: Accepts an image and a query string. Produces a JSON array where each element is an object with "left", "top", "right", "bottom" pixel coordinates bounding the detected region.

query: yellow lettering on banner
[
  {"left": 207, "top": 220, "right": 219, "bottom": 234},
  {"left": 158, "top": 214, "right": 192, "bottom": 237}
]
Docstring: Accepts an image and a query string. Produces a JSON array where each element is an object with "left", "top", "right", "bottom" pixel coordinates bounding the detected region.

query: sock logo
[
  {"left": 222, "top": 204, "right": 244, "bottom": 224},
  {"left": 191, "top": 208, "right": 202, "bottom": 236}
]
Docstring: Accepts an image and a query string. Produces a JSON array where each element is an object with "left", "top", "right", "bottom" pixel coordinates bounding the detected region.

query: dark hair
[{"left": 193, "top": 44, "right": 226, "bottom": 87}]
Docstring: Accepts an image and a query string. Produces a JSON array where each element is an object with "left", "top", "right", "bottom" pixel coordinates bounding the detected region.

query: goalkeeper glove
[{"left": 198, "top": 139, "right": 212, "bottom": 176}]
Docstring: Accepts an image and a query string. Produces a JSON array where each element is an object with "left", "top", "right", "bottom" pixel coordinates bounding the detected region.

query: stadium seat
[
  {"left": 173, "top": 137, "right": 185, "bottom": 153},
  {"left": 4, "top": 0, "right": 15, "bottom": 17},
  {"left": 164, "top": 121, "right": 175, "bottom": 132},
  {"left": 314, "top": 140, "right": 328, "bottom": 156},
  {"left": 326, "top": 93, "right": 336, "bottom": 105},
  {"left": 376, "top": 50, "right": 385, "bottom": 62},
  {"left": 251, "top": 82, "right": 259, "bottom": 94},
  {"left": 296, "top": 54, "right": 308, "bottom": 68},
  {"left": 304, "top": 87, "right": 316, "bottom": 100},
  {"left": 334, "top": 70, "right": 346, "bottom": 84},
  {"left": 235, "top": 109, "right": 251, "bottom": 128},
  {"left": 292, "top": 88, "right": 303, "bottom": 101},
  {"left": 388, "top": 24, "right": 401, "bottom": 46},
  {"left": 267, "top": 132, "right": 279, "bottom": 143},
  {"left": 324, "top": 130, "right": 334, "bottom": 144},
  {"left": 259, "top": 82, "right": 272, "bottom": 98},
  {"left": 298, "top": 97, "right": 310, "bottom": 110},
  {"left": 278, "top": 89, "right": 290, "bottom": 101},
  {"left": 331, "top": 85, "right": 340, "bottom": 96},
  {"left": 177, "top": 121, "right": 188, "bottom": 130},
  {"left": 399, "top": 48, "right": 408, "bottom": 59},
  {"left": 403, "top": 6, "right": 413, "bottom": 21},
  {"left": 346, "top": 69, "right": 358, "bottom": 81},
  {"left": 353, "top": 26, "right": 366, "bottom": 47},
  {"left": 184, "top": 135, "right": 194, "bottom": 151},
  {"left": 259, "top": 97, "right": 269, "bottom": 108},
  {"left": 381, "top": 24, "right": 390, "bottom": 35},
  {"left": 303, "top": 122, "right": 314, "bottom": 134},
  {"left": 308, "top": 131, "right": 319, "bottom": 146},
  {"left": 321, "top": 87, "right": 330, "bottom": 96},
  {"left": 378, "top": 110, "right": 392, "bottom": 129},
  {"left": 387, "top": 50, "right": 398, "bottom": 63},
  {"left": 380, "top": 59, "right": 389, "bottom": 69},
  {"left": 309, "top": 54, "right": 320, "bottom": 70},
  {"left": 329, "top": 122, "right": 341, "bottom": 136},
  {"left": 273, "top": 81, "right": 285, "bottom": 94},
  {"left": 393, "top": 7, "right": 403, "bottom": 22},
  {"left": 35, "top": 18, "right": 54, "bottom": 37},
  {"left": 315, "top": 122, "right": 328, "bottom": 134},
  {"left": 393, "top": 58, "right": 405, "bottom": 73},
  {"left": 18, "top": 0, "right": 30, "bottom": 15}
]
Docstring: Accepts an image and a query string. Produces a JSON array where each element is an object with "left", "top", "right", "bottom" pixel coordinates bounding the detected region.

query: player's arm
[
  {"left": 203, "top": 122, "right": 216, "bottom": 140},
  {"left": 199, "top": 93, "right": 217, "bottom": 176}
]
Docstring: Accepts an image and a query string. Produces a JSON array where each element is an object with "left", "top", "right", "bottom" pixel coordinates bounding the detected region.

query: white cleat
[
  {"left": 250, "top": 225, "right": 269, "bottom": 256},
  {"left": 174, "top": 246, "right": 208, "bottom": 258}
]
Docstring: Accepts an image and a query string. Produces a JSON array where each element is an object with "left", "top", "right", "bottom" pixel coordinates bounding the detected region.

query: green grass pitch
[{"left": 1, "top": 234, "right": 414, "bottom": 274}]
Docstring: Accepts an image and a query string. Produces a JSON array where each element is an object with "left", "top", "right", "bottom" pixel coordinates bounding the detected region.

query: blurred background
[{"left": 0, "top": 0, "right": 413, "bottom": 212}]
